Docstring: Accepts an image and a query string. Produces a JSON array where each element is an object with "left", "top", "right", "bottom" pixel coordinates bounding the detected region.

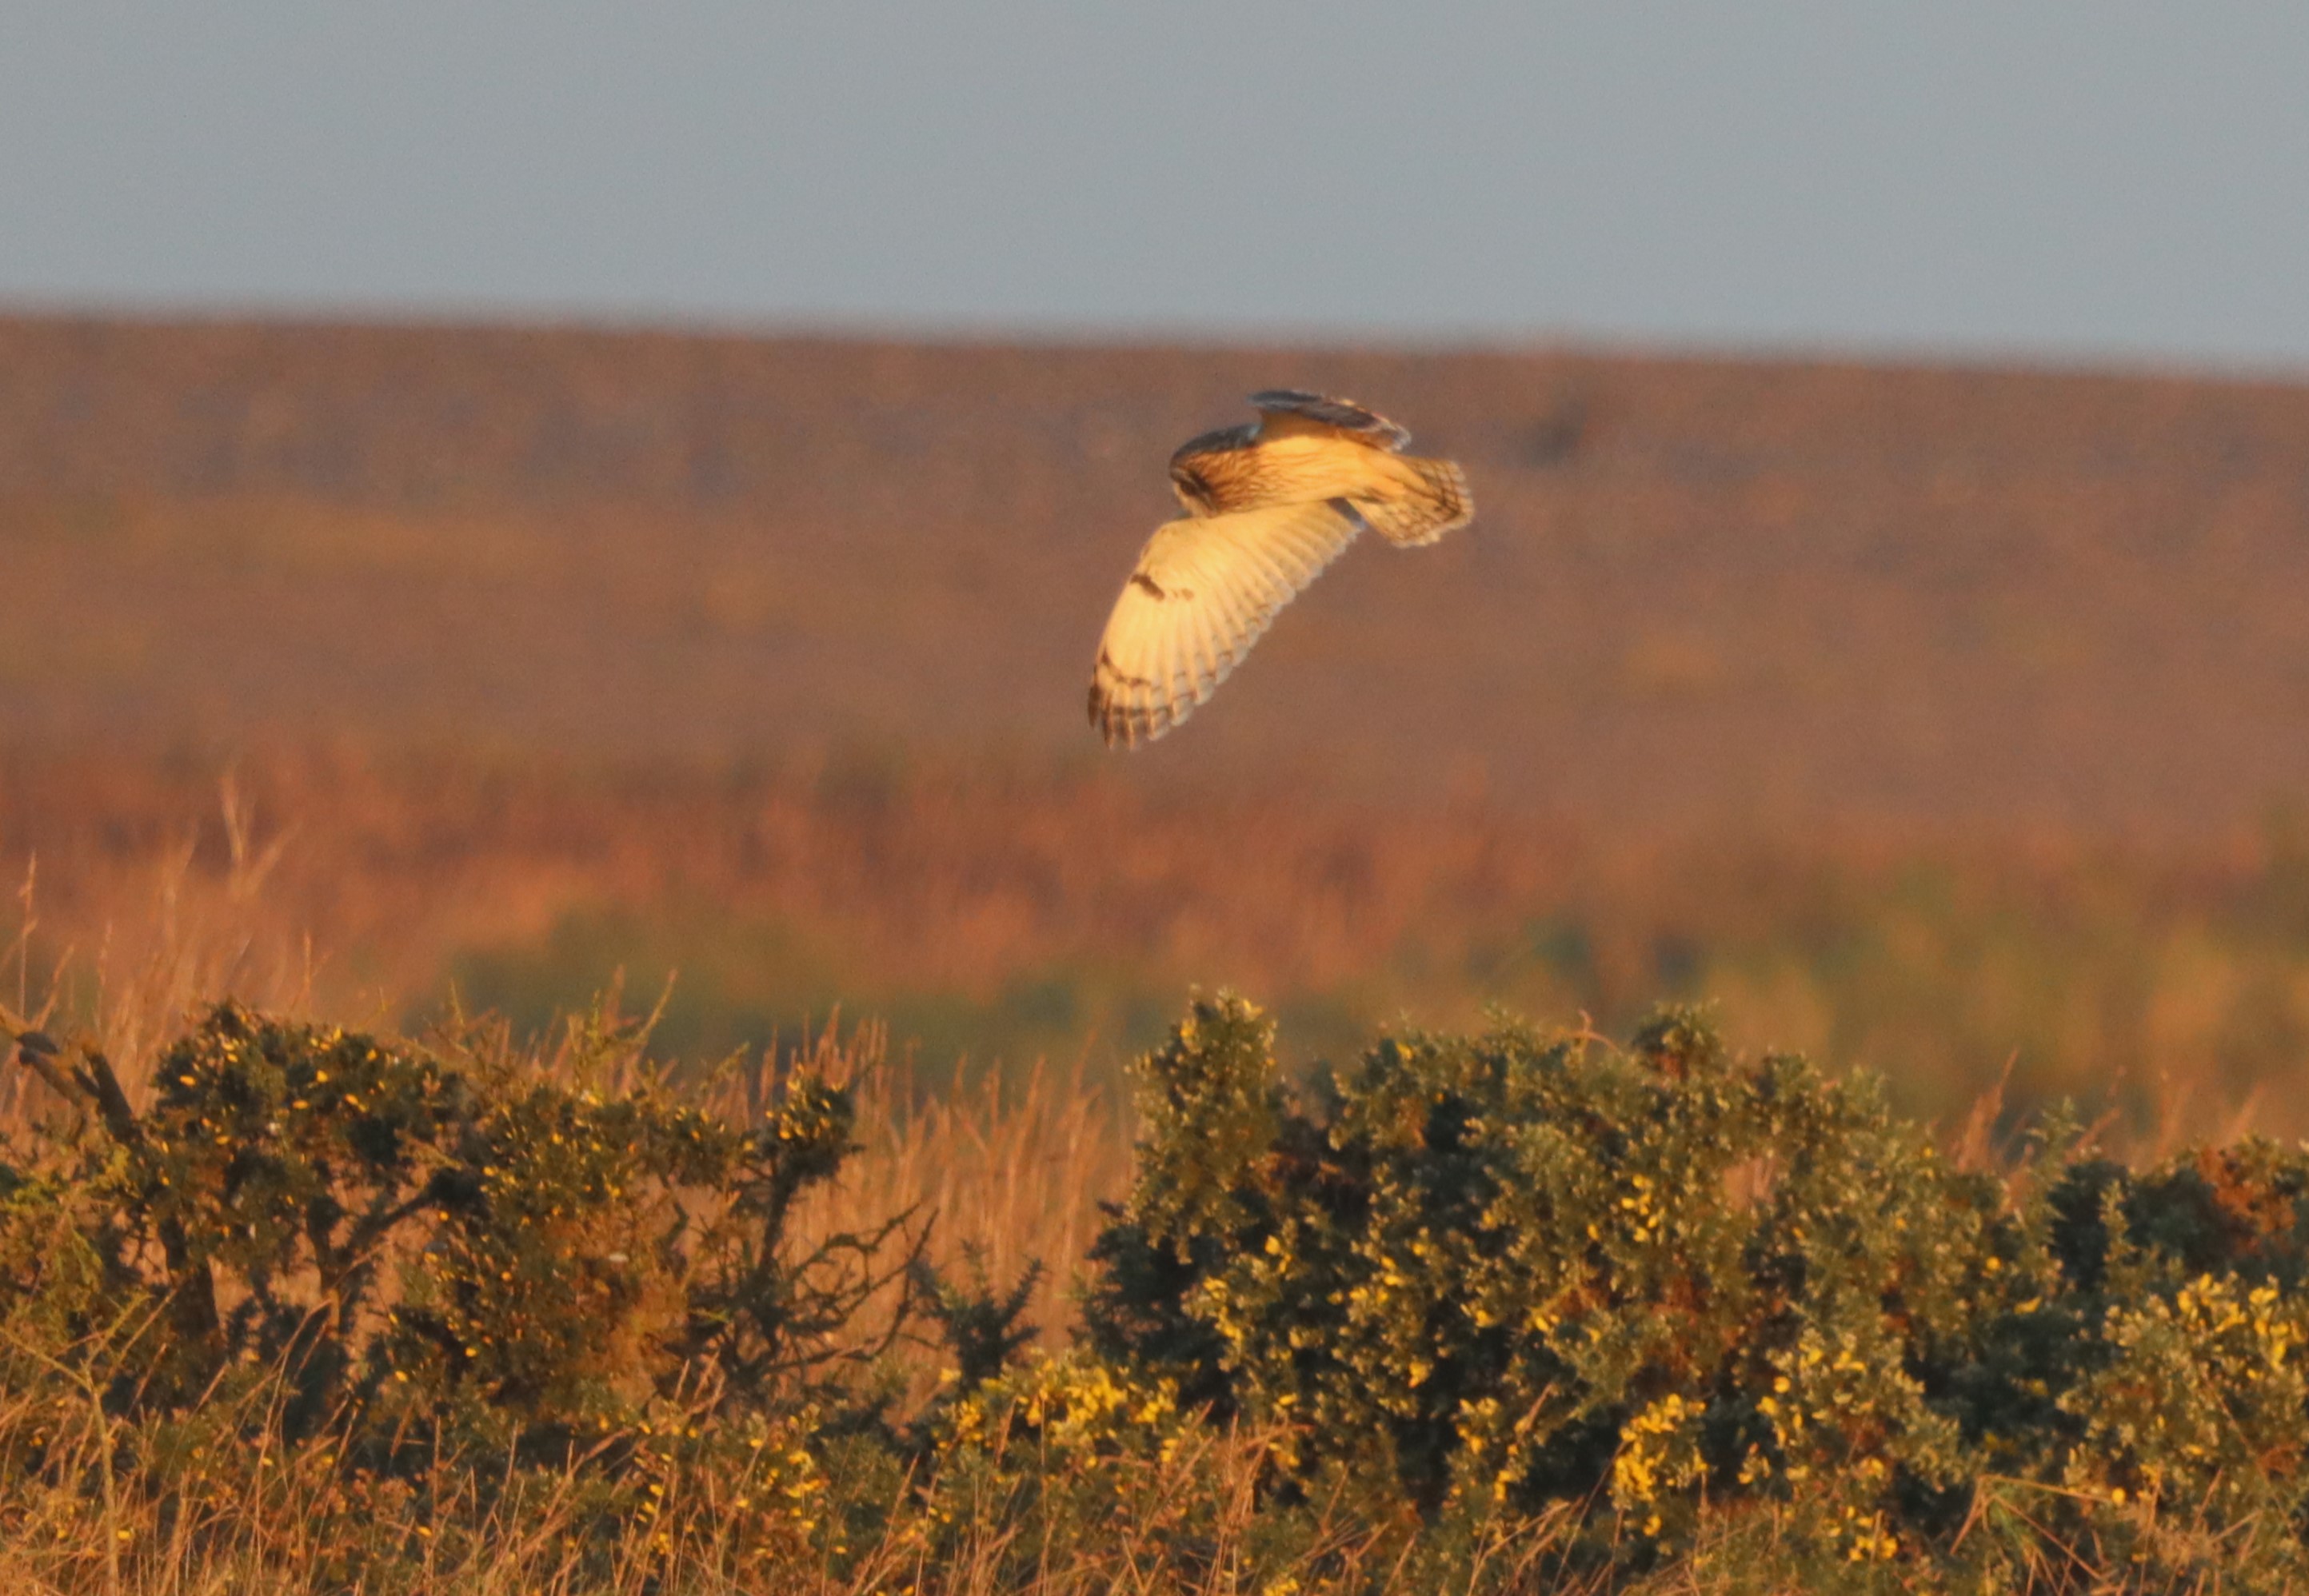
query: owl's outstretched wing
[{"left": 1087, "top": 498, "right": 1369, "bottom": 748}]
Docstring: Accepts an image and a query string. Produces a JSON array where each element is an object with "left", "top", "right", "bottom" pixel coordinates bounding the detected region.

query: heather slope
[{"left": 6, "top": 316, "right": 2309, "bottom": 828}]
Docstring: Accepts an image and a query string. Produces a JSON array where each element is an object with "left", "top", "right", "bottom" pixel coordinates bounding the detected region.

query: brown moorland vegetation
[
  {"left": 6, "top": 314, "right": 2309, "bottom": 828},
  {"left": 6, "top": 748, "right": 2307, "bottom": 1143}
]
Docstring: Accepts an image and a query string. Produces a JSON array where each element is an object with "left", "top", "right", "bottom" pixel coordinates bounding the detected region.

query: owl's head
[
  {"left": 1168, "top": 462, "right": 1216, "bottom": 514},
  {"left": 1168, "top": 422, "right": 1255, "bottom": 515}
]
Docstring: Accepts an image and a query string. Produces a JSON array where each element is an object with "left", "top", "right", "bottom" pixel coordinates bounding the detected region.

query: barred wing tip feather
[
  {"left": 1087, "top": 500, "right": 1368, "bottom": 748},
  {"left": 1364, "top": 456, "right": 1472, "bottom": 547}
]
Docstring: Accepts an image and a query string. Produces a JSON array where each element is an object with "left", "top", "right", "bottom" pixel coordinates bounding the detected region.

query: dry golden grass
[
  {"left": 1, "top": 827, "right": 1128, "bottom": 1365},
  {"left": 9, "top": 744, "right": 2309, "bottom": 1145},
  {"left": 0, "top": 1368, "right": 1519, "bottom": 1596}
]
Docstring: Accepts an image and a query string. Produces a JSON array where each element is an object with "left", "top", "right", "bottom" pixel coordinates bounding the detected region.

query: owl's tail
[{"left": 1357, "top": 454, "right": 1473, "bottom": 547}]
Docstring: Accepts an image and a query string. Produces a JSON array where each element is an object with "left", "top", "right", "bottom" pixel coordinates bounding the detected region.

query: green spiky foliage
[
  {"left": 10, "top": 994, "right": 2309, "bottom": 1590},
  {"left": 1085, "top": 994, "right": 2309, "bottom": 1587},
  {"left": 0, "top": 1002, "right": 965, "bottom": 1583}
]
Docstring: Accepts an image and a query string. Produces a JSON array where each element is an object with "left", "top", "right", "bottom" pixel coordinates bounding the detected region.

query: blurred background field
[{"left": 6, "top": 314, "right": 2309, "bottom": 1145}]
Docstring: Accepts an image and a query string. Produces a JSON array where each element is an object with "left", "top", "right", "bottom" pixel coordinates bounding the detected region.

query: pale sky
[{"left": 5, "top": 5, "right": 2307, "bottom": 368}]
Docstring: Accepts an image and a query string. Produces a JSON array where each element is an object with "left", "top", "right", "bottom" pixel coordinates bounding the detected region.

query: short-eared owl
[{"left": 1087, "top": 390, "right": 1472, "bottom": 747}]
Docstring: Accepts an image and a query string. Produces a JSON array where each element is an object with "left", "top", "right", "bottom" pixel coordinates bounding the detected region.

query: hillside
[{"left": 6, "top": 315, "right": 2308, "bottom": 832}]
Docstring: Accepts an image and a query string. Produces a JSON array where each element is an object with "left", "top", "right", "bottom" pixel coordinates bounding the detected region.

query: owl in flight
[{"left": 1086, "top": 390, "right": 1473, "bottom": 747}]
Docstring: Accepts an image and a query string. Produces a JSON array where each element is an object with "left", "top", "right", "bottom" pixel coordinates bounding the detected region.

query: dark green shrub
[
  {"left": 1086, "top": 994, "right": 2309, "bottom": 1585},
  {"left": 14, "top": 992, "right": 2309, "bottom": 1590},
  {"left": 0, "top": 1001, "right": 950, "bottom": 1578}
]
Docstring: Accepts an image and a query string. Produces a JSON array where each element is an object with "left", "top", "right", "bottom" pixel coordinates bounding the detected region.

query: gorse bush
[
  {"left": 0, "top": 1002, "right": 948, "bottom": 1586},
  {"left": 1085, "top": 996, "right": 2309, "bottom": 1587},
  {"left": 6, "top": 993, "right": 2309, "bottom": 1590},
  {"left": 8, "top": 1000, "right": 916, "bottom": 1410}
]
